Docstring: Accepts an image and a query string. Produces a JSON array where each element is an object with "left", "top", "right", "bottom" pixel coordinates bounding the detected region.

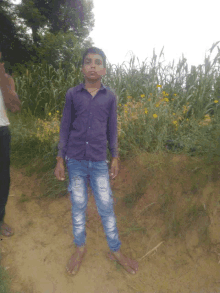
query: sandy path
[{"left": 0, "top": 166, "right": 220, "bottom": 293}]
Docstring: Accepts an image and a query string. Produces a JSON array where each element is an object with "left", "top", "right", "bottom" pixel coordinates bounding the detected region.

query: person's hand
[
  {"left": 110, "top": 157, "right": 119, "bottom": 179},
  {"left": 54, "top": 161, "right": 66, "bottom": 181}
]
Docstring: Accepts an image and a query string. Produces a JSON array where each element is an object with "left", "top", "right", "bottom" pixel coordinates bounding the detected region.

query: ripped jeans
[{"left": 65, "top": 157, "right": 121, "bottom": 252}]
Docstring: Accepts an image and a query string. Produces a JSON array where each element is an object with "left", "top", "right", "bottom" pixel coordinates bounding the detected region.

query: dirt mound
[{"left": 0, "top": 153, "right": 220, "bottom": 293}]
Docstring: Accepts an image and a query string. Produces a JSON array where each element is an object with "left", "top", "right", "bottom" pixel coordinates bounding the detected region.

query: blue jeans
[{"left": 65, "top": 157, "right": 121, "bottom": 252}]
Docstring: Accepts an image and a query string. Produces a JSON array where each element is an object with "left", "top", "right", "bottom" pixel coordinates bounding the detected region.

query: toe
[{"left": 129, "top": 259, "right": 138, "bottom": 273}]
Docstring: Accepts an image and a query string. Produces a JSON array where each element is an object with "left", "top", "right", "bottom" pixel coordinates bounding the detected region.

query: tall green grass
[{"left": 7, "top": 41, "right": 220, "bottom": 190}]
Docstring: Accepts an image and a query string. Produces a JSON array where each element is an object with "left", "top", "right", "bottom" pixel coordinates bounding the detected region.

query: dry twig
[{"left": 138, "top": 241, "right": 164, "bottom": 261}]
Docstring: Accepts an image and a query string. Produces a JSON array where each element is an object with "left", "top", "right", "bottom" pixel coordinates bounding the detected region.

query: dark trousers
[{"left": 0, "top": 126, "right": 11, "bottom": 222}]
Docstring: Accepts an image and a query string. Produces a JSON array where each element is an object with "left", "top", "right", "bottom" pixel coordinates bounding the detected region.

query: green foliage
[
  {"left": 17, "top": 0, "right": 95, "bottom": 45},
  {"left": 0, "top": 265, "right": 11, "bottom": 293},
  {"left": 13, "top": 60, "right": 83, "bottom": 118},
  {"left": 7, "top": 41, "right": 220, "bottom": 188},
  {"left": 0, "top": 0, "right": 35, "bottom": 72},
  {"left": 37, "top": 31, "right": 84, "bottom": 73}
]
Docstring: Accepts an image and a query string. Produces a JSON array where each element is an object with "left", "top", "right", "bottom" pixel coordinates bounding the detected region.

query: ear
[{"left": 102, "top": 67, "right": 106, "bottom": 76}]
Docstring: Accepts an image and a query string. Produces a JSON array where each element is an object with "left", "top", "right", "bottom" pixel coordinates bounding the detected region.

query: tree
[
  {"left": 0, "top": 0, "right": 35, "bottom": 72},
  {"left": 17, "top": 0, "right": 94, "bottom": 46}
]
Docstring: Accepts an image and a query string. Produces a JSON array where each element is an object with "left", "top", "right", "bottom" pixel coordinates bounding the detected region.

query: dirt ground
[{"left": 0, "top": 154, "right": 220, "bottom": 293}]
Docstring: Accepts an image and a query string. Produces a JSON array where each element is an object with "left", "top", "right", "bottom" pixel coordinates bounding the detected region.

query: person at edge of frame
[{"left": 0, "top": 47, "right": 138, "bottom": 275}]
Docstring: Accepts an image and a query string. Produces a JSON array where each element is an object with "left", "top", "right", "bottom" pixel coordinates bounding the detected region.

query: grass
[
  {"left": 0, "top": 266, "right": 10, "bottom": 293},
  {"left": 118, "top": 150, "right": 218, "bottom": 249},
  {"left": 18, "top": 194, "right": 31, "bottom": 203}
]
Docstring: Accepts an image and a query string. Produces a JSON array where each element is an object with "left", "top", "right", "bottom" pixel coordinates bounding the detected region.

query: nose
[{"left": 90, "top": 60, "right": 96, "bottom": 68}]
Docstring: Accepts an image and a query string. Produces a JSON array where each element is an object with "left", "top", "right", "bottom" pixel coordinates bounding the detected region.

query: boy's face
[{"left": 82, "top": 53, "right": 106, "bottom": 81}]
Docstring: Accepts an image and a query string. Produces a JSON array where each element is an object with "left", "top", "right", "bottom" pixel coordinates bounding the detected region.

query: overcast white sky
[
  {"left": 12, "top": 0, "right": 220, "bottom": 69},
  {"left": 90, "top": 0, "right": 220, "bottom": 68}
]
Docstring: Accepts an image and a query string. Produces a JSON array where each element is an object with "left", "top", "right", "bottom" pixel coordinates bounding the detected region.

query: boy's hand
[
  {"left": 54, "top": 161, "right": 66, "bottom": 181},
  {"left": 110, "top": 157, "right": 119, "bottom": 179}
]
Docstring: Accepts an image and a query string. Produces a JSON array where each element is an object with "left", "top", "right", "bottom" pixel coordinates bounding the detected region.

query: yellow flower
[
  {"left": 124, "top": 110, "right": 128, "bottom": 113},
  {"left": 156, "top": 85, "right": 162, "bottom": 88},
  {"left": 49, "top": 112, "right": 51, "bottom": 116},
  {"left": 119, "top": 103, "right": 121, "bottom": 106},
  {"left": 145, "top": 110, "right": 148, "bottom": 114},
  {"left": 153, "top": 114, "right": 158, "bottom": 118},
  {"left": 56, "top": 110, "right": 59, "bottom": 113},
  {"left": 173, "top": 113, "right": 176, "bottom": 115},
  {"left": 172, "top": 120, "right": 178, "bottom": 125},
  {"left": 155, "top": 103, "right": 159, "bottom": 107},
  {"left": 140, "top": 94, "right": 145, "bottom": 98},
  {"left": 162, "top": 91, "right": 166, "bottom": 95},
  {"left": 204, "top": 114, "right": 211, "bottom": 122},
  {"left": 164, "top": 98, "right": 169, "bottom": 102},
  {"left": 183, "top": 105, "right": 188, "bottom": 114},
  {"left": 214, "top": 100, "right": 219, "bottom": 103},
  {"left": 148, "top": 98, "right": 151, "bottom": 102},
  {"left": 149, "top": 93, "right": 153, "bottom": 96},
  {"left": 127, "top": 96, "right": 132, "bottom": 99},
  {"left": 124, "top": 104, "right": 128, "bottom": 107},
  {"left": 174, "top": 94, "right": 177, "bottom": 96}
]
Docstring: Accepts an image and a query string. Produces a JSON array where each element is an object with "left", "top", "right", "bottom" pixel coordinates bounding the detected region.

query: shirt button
[
  {"left": 90, "top": 112, "right": 92, "bottom": 114},
  {"left": 86, "top": 142, "right": 88, "bottom": 144},
  {"left": 89, "top": 127, "right": 90, "bottom": 129}
]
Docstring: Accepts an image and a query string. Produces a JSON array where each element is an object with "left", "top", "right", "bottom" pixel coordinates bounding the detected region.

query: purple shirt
[{"left": 57, "top": 83, "right": 118, "bottom": 161}]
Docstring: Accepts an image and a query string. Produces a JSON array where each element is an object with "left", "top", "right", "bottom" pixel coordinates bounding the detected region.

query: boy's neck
[{"left": 84, "top": 79, "right": 101, "bottom": 90}]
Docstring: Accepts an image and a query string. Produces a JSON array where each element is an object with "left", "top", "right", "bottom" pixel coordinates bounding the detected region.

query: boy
[{"left": 0, "top": 47, "right": 138, "bottom": 275}]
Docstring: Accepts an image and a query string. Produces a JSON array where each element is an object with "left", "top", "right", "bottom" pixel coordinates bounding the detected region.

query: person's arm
[
  {"left": 57, "top": 89, "right": 74, "bottom": 161},
  {"left": 107, "top": 94, "right": 119, "bottom": 159},
  {"left": 107, "top": 94, "right": 119, "bottom": 179},
  {"left": 0, "top": 71, "right": 21, "bottom": 113}
]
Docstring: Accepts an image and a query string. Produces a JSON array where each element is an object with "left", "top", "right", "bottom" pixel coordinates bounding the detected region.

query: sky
[
  {"left": 89, "top": 0, "right": 220, "bottom": 68},
  {"left": 12, "top": 0, "right": 220, "bottom": 69}
]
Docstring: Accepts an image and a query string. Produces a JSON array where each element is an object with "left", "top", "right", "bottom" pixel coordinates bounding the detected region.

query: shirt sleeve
[
  {"left": 57, "top": 89, "right": 73, "bottom": 160},
  {"left": 107, "top": 94, "right": 118, "bottom": 158}
]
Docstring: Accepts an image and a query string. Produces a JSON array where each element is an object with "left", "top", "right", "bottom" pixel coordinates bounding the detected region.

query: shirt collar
[{"left": 76, "top": 83, "right": 106, "bottom": 92}]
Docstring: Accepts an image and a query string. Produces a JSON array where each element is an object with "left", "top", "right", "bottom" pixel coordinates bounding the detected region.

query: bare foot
[
  {"left": 107, "top": 250, "right": 138, "bottom": 274},
  {"left": 0, "top": 222, "right": 14, "bottom": 237},
  {"left": 66, "top": 246, "right": 87, "bottom": 275}
]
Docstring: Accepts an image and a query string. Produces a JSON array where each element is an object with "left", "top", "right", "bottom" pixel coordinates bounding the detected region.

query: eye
[{"left": 95, "top": 60, "right": 102, "bottom": 65}]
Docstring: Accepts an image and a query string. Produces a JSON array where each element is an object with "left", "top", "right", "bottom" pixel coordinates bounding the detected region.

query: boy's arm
[
  {"left": 57, "top": 89, "right": 74, "bottom": 161},
  {"left": 107, "top": 94, "right": 119, "bottom": 159}
]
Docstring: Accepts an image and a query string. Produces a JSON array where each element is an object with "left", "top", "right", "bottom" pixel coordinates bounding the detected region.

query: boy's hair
[{"left": 82, "top": 47, "right": 106, "bottom": 68}]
